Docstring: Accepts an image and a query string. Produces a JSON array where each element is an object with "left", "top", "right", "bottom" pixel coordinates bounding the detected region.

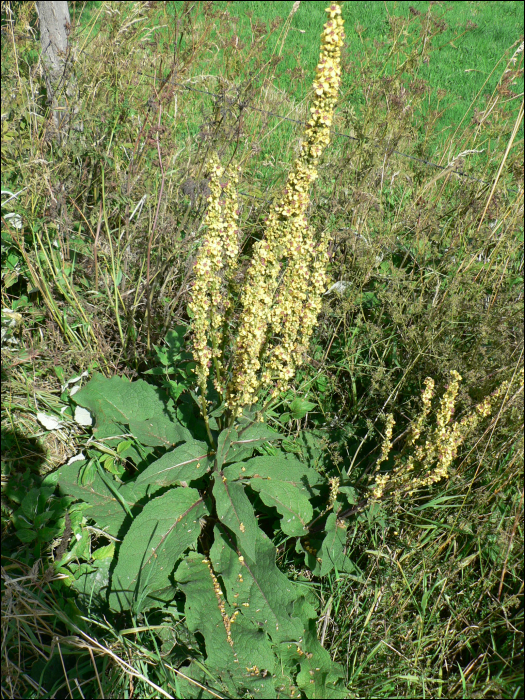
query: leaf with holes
[
  {"left": 210, "top": 525, "right": 303, "bottom": 645},
  {"left": 175, "top": 551, "right": 277, "bottom": 697}
]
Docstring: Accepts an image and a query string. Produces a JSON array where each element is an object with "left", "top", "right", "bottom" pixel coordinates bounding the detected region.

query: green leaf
[
  {"left": 37, "top": 525, "right": 60, "bottom": 543},
  {"left": 155, "top": 347, "right": 170, "bottom": 366},
  {"left": 73, "top": 373, "right": 180, "bottom": 439},
  {"left": 109, "top": 487, "right": 207, "bottom": 612},
  {"left": 143, "top": 366, "right": 165, "bottom": 376},
  {"left": 117, "top": 440, "right": 133, "bottom": 454},
  {"left": 292, "top": 590, "right": 346, "bottom": 698},
  {"left": 34, "top": 511, "right": 54, "bottom": 528},
  {"left": 56, "top": 459, "right": 148, "bottom": 537},
  {"left": 316, "top": 374, "right": 329, "bottom": 393},
  {"left": 166, "top": 380, "right": 185, "bottom": 400},
  {"left": 316, "top": 513, "right": 348, "bottom": 577},
  {"left": 224, "top": 455, "right": 322, "bottom": 488},
  {"left": 296, "top": 430, "right": 326, "bottom": 469},
  {"left": 167, "top": 661, "right": 221, "bottom": 699},
  {"left": 289, "top": 397, "right": 317, "bottom": 420},
  {"left": 215, "top": 427, "right": 237, "bottom": 469},
  {"left": 210, "top": 525, "right": 303, "bottom": 645},
  {"left": 70, "top": 556, "right": 112, "bottom": 608},
  {"left": 226, "top": 421, "right": 283, "bottom": 463},
  {"left": 61, "top": 527, "right": 91, "bottom": 565},
  {"left": 213, "top": 473, "right": 259, "bottom": 562},
  {"left": 249, "top": 478, "right": 313, "bottom": 536},
  {"left": 175, "top": 551, "right": 277, "bottom": 697},
  {"left": 298, "top": 514, "right": 350, "bottom": 577},
  {"left": 101, "top": 456, "right": 124, "bottom": 477},
  {"left": 11, "top": 510, "right": 33, "bottom": 530},
  {"left": 134, "top": 440, "right": 210, "bottom": 488},
  {"left": 165, "top": 325, "right": 187, "bottom": 353},
  {"left": 16, "top": 528, "right": 37, "bottom": 543},
  {"left": 79, "top": 459, "right": 97, "bottom": 485},
  {"left": 224, "top": 456, "right": 321, "bottom": 535},
  {"left": 20, "top": 488, "right": 40, "bottom": 518},
  {"left": 92, "top": 543, "right": 115, "bottom": 560},
  {"left": 118, "top": 443, "right": 153, "bottom": 466},
  {"left": 128, "top": 416, "right": 192, "bottom": 447}
]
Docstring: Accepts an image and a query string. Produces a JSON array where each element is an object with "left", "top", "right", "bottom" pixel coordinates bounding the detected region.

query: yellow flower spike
[
  {"left": 226, "top": 3, "right": 345, "bottom": 414},
  {"left": 371, "top": 372, "right": 512, "bottom": 502},
  {"left": 189, "top": 155, "right": 240, "bottom": 398},
  {"left": 328, "top": 477, "right": 340, "bottom": 508},
  {"left": 370, "top": 414, "right": 395, "bottom": 501},
  {"left": 407, "top": 377, "right": 434, "bottom": 446}
]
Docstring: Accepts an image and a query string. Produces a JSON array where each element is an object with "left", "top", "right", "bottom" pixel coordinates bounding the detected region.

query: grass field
[
  {"left": 1, "top": 1, "right": 524, "bottom": 698},
  {"left": 71, "top": 0, "right": 524, "bottom": 177},
  {"left": 211, "top": 0, "right": 524, "bottom": 139}
]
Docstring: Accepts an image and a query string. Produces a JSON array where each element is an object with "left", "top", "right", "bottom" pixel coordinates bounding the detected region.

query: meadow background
[{"left": 1, "top": 1, "right": 523, "bottom": 698}]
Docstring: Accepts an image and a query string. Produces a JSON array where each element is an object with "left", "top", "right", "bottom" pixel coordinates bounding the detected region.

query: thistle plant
[{"left": 189, "top": 3, "right": 345, "bottom": 421}]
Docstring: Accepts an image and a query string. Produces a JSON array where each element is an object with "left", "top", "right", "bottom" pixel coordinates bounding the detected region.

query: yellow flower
[
  {"left": 370, "top": 371, "right": 514, "bottom": 502},
  {"left": 189, "top": 155, "right": 240, "bottom": 394},
  {"left": 226, "top": 2, "right": 345, "bottom": 415}
]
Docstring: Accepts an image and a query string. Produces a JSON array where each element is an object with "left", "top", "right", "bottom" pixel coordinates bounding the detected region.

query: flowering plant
[
  {"left": 52, "top": 4, "right": 515, "bottom": 697},
  {"left": 189, "top": 2, "right": 345, "bottom": 428},
  {"left": 56, "top": 6, "right": 351, "bottom": 698}
]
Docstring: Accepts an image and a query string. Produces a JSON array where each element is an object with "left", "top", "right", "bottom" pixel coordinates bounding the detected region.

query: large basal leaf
[
  {"left": 175, "top": 552, "right": 277, "bottom": 698},
  {"left": 210, "top": 525, "right": 303, "bottom": 645},
  {"left": 108, "top": 487, "right": 207, "bottom": 612},
  {"left": 134, "top": 440, "right": 210, "bottom": 488},
  {"left": 223, "top": 455, "right": 321, "bottom": 536},
  {"left": 56, "top": 460, "right": 148, "bottom": 537},
  {"left": 127, "top": 416, "right": 192, "bottom": 447},
  {"left": 73, "top": 373, "right": 190, "bottom": 444},
  {"left": 213, "top": 472, "right": 259, "bottom": 562}
]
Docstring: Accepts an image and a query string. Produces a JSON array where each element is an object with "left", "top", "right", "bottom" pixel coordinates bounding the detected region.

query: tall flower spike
[
  {"left": 370, "top": 371, "right": 516, "bottom": 502},
  {"left": 226, "top": 3, "right": 345, "bottom": 414},
  {"left": 189, "top": 155, "right": 240, "bottom": 396}
]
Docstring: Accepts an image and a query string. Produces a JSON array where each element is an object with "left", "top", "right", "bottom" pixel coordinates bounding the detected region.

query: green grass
[
  {"left": 70, "top": 0, "right": 524, "bottom": 171},
  {"left": 215, "top": 1, "right": 524, "bottom": 110},
  {"left": 1, "top": 1, "right": 523, "bottom": 698}
]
